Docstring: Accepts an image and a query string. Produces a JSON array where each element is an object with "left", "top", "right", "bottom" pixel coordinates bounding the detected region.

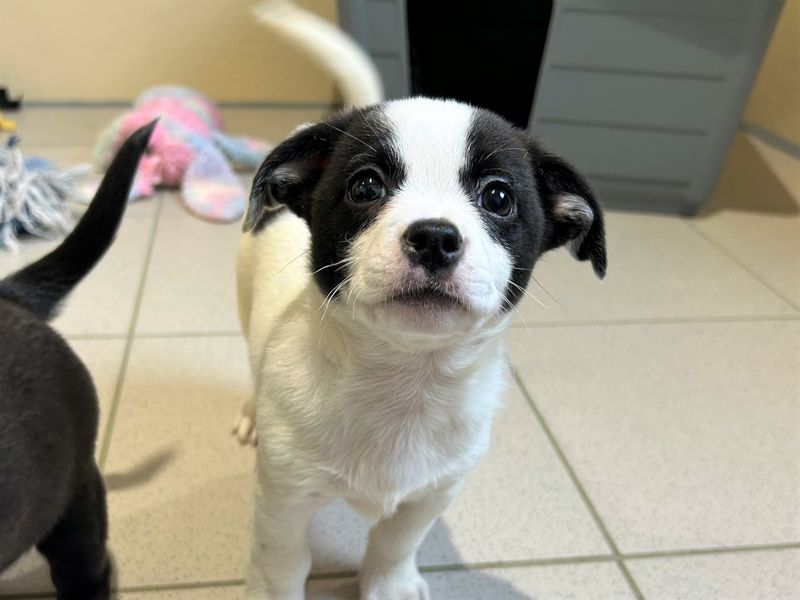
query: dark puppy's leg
[{"left": 37, "top": 464, "right": 110, "bottom": 600}]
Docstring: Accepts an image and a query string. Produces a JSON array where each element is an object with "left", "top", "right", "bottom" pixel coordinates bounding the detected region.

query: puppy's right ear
[{"left": 243, "top": 119, "right": 343, "bottom": 232}]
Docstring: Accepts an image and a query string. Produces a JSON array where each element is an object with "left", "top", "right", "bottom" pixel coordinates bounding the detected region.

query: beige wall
[
  {"left": 743, "top": 0, "right": 800, "bottom": 146},
  {"left": 0, "top": 0, "right": 339, "bottom": 104}
]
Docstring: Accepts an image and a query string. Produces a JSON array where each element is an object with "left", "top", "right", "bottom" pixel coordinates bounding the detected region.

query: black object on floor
[{"left": 0, "top": 88, "right": 23, "bottom": 110}]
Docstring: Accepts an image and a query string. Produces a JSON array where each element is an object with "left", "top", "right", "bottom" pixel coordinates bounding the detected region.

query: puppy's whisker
[
  {"left": 494, "top": 283, "right": 530, "bottom": 333},
  {"left": 317, "top": 277, "right": 352, "bottom": 352},
  {"left": 507, "top": 280, "right": 547, "bottom": 309},
  {"left": 324, "top": 122, "right": 376, "bottom": 153},
  {"left": 310, "top": 256, "right": 356, "bottom": 276},
  {"left": 278, "top": 248, "right": 310, "bottom": 274},
  {"left": 505, "top": 297, "right": 530, "bottom": 333},
  {"left": 483, "top": 143, "right": 527, "bottom": 161},
  {"left": 318, "top": 279, "right": 347, "bottom": 314},
  {"left": 530, "top": 275, "right": 563, "bottom": 310},
  {"left": 359, "top": 112, "right": 389, "bottom": 155},
  {"left": 351, "top": 289, "right": 364, "bottom": 320}
]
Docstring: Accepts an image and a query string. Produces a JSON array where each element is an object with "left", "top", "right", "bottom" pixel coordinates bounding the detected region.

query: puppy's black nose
[{"left": 403, "top": 219, "right": 463, "bottom": 272}]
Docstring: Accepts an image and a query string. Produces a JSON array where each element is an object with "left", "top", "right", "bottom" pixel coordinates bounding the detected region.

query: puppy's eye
[
  {"left": 348, "top": 170, "right": 386, "bottom": 204},
  {"left": 480, "top": 183, "right": 514, "bottom": 217}
]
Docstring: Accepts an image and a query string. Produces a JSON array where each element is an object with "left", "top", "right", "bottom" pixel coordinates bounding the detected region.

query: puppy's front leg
[
  {"left": 360, "top": 484, "right": 459, "bottom": 600},
  {"left": 246, "top": 482, "right": 322, "bottom": 600}
]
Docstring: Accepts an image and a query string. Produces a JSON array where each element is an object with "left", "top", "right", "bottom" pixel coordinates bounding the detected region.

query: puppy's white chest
[{"left": 314, "top": 361, "right": 501, "bottom": 513}]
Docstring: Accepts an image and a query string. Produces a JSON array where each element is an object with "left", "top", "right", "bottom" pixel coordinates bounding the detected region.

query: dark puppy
[{"left": 0, "top": 123, "right": 154, "bottom": 599}]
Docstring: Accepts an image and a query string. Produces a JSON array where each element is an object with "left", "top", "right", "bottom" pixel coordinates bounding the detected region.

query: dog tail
[
  {"left": 0, "top": 121, "right": 155, "bottom": 320},
  {"left": 252, "top": 1, "right": 383, "bottom": 107}
]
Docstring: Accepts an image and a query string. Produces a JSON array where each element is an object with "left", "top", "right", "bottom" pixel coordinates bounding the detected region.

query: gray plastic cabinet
[
  {"left": 337, "top": 0, "right": 785, "bottom": 214},
  {"left": 337, "top": 0, "right": 411, "bottom": 98}
]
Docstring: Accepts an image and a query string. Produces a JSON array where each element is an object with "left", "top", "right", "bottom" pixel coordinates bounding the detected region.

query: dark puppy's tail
[{"left": 0, "top": 121, "right": 155, "bottom": 320}]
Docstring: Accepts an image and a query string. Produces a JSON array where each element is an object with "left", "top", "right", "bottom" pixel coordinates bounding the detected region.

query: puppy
[
  {"left": 0, "top": 123, "right": 153, "bottom": 599},
  {"left": 235, "top": 98, "right": 606, "bottom": 600}
]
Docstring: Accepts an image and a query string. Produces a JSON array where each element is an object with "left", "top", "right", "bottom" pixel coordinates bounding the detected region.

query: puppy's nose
[{"left": 402, "top": 219, "right": 463, "bottom": 272}]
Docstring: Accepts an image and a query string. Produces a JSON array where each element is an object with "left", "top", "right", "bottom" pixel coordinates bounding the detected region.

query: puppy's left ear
[{"left": 531, "top": 146, "right": 607, "bottom": 278}]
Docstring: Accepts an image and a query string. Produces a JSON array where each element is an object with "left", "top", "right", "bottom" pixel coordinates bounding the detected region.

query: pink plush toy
[{"left": 93, "top": 86, "right": 271, "bottom": 222}]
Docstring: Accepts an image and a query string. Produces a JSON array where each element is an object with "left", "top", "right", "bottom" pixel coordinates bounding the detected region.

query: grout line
[
  {"left": 134, "top": 330, "right": 242, "bottom": 339},
  {"left": 614, "top": 561, "right": 644, "bottom": 599},
  {"left": 65, "top": 332, "right": 129, "bottom": 341},
  {"left": 622, "top": 541, "right": 800, "bottom": 561},
  {"left": 111, "top": 578, "right": 246, "bottom": 595},
  {"left": 508, "top": 313, "right": 800, "bottom": 329},
  {"left": 66, "top": 330, "right": 242, "bottom": 342},
  {"left": 96, "top": 197, "right": 164, "bottom": 470},
  {"left": 4, "top": 543, "right": 799, "bottom": 598},
  {"left": 512, "top": 370, "right": 644, "bottom": 599},
  {"left": 684, "top": 221, "right": 800, "bottom": 313}
]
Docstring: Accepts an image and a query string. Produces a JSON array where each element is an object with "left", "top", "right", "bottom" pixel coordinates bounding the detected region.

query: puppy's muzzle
[{"left": 402, "top": 219, "right": 463, "bottom": 273}]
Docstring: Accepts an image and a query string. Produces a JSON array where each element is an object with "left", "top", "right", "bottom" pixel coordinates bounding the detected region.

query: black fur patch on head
[
  {"left": 461, "top": 108, "right": 607, "bottom": 308},
  {"left": 460, "top": 110, "right": 546, "bottom": 307},
  {"left": 247, "top": 106, "right": 407, "bottom": 296}
]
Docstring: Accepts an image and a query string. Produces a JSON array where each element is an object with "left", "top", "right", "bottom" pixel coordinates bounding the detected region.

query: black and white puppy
[
  {"left": 0, "top": 124, "right": 153, "bottom": 599},
  {"left": 235, "top": 98, "right": 606, "bottom": 600}
]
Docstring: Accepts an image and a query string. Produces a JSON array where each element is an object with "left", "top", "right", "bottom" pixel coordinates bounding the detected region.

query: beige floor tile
[
  {"left": 508, "top": 321, "right": 800, "bottom": 552},
  {"left": 0, "top": 548, "right": 51, "bottom": 596},
  {"left": 0, "top": 337, "right": 125, "bottom": 596},
  {"left": 425, "top": 563, "right": 634, "bottom": 600},
  {"left": 118, "top": 586, "right": 244, "bottom": 599},
  {"left": 220, "top": 107, "right": 331, "bottom": 143},
  {"left": 309, "top": 384, "right": 610, "bottom": 574},
  {"left": 308, "top": 563, "right": 634, "bottom": 599},
  {"left": 692, "top": 211, "right": 800, "bottom": 309},
  {"left": 0, "top": 217, "right": 155, "bottom": 336},
  {"left": 12, "top": 107, "right": 122, "bottom": 147},
  {"left": 154, "top": 191, "right": 192, "bottom": 220},
  {"left": 135, "top": 218, "right": 241, "bottom": 334},
  {"left": 627, "top": 549, "right": 800, "bottom": 600},
  {"left": 515, "top": 211, "right": 796, "bottom": 325},
  {"left": 103, "top": 335, "right": 254, "bottom": 588}
]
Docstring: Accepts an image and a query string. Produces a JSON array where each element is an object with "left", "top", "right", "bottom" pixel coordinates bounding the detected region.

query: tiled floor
[{"left": 1, "top": 109, "right": 798, "bottom": 599}]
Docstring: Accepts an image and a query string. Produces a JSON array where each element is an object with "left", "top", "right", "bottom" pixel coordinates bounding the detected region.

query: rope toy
[{"left": 0, "top": 137, "right": 81, "bottom": 252}]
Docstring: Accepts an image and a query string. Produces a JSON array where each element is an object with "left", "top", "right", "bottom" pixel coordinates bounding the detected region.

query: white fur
[
  {"left": 237, "top": 99, "right": 516, "bottom": 600},
  {"left": 554, "top": 194, "right": 594, "bottom": 260},
  {"left": 349, "top": 100, "right": 513, "bottom": 333}
]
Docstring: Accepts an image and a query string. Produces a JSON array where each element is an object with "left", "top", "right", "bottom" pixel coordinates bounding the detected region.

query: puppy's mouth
[{"left": 387, "top": 285, "right": 467, "bottom": 310}]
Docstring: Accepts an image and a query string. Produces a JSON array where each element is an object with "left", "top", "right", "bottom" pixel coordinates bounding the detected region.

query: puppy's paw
[
  {"left": 232, "top": 400, "right": 258, "bottom": 446},
  {"left": 360, "top": 564, "right": 430, "bottom": 600}
]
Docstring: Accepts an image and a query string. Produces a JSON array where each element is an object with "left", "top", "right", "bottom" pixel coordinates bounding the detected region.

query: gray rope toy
[{"left": 0, "top": 136, "right": 83, "bottom": 252}]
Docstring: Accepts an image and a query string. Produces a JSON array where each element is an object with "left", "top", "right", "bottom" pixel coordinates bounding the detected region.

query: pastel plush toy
[{"left": 93, "top": 86, "right": 271, "bottom": 222}]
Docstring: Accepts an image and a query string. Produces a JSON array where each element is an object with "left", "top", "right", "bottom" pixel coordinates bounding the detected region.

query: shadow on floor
[
  {"left": 308, "top": 518, "right": 533, "bottom": 599},
  {"left": 104, "top": 447, "right": 178, "bottom": 492}
]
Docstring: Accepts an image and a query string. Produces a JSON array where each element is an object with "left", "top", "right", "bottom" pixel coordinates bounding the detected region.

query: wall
[
  {"left": 743, "top": 0, "right": 800, "bottom": 148},
  {"left": 0, "top": 0, "right": 339, "bottom": 104}
]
